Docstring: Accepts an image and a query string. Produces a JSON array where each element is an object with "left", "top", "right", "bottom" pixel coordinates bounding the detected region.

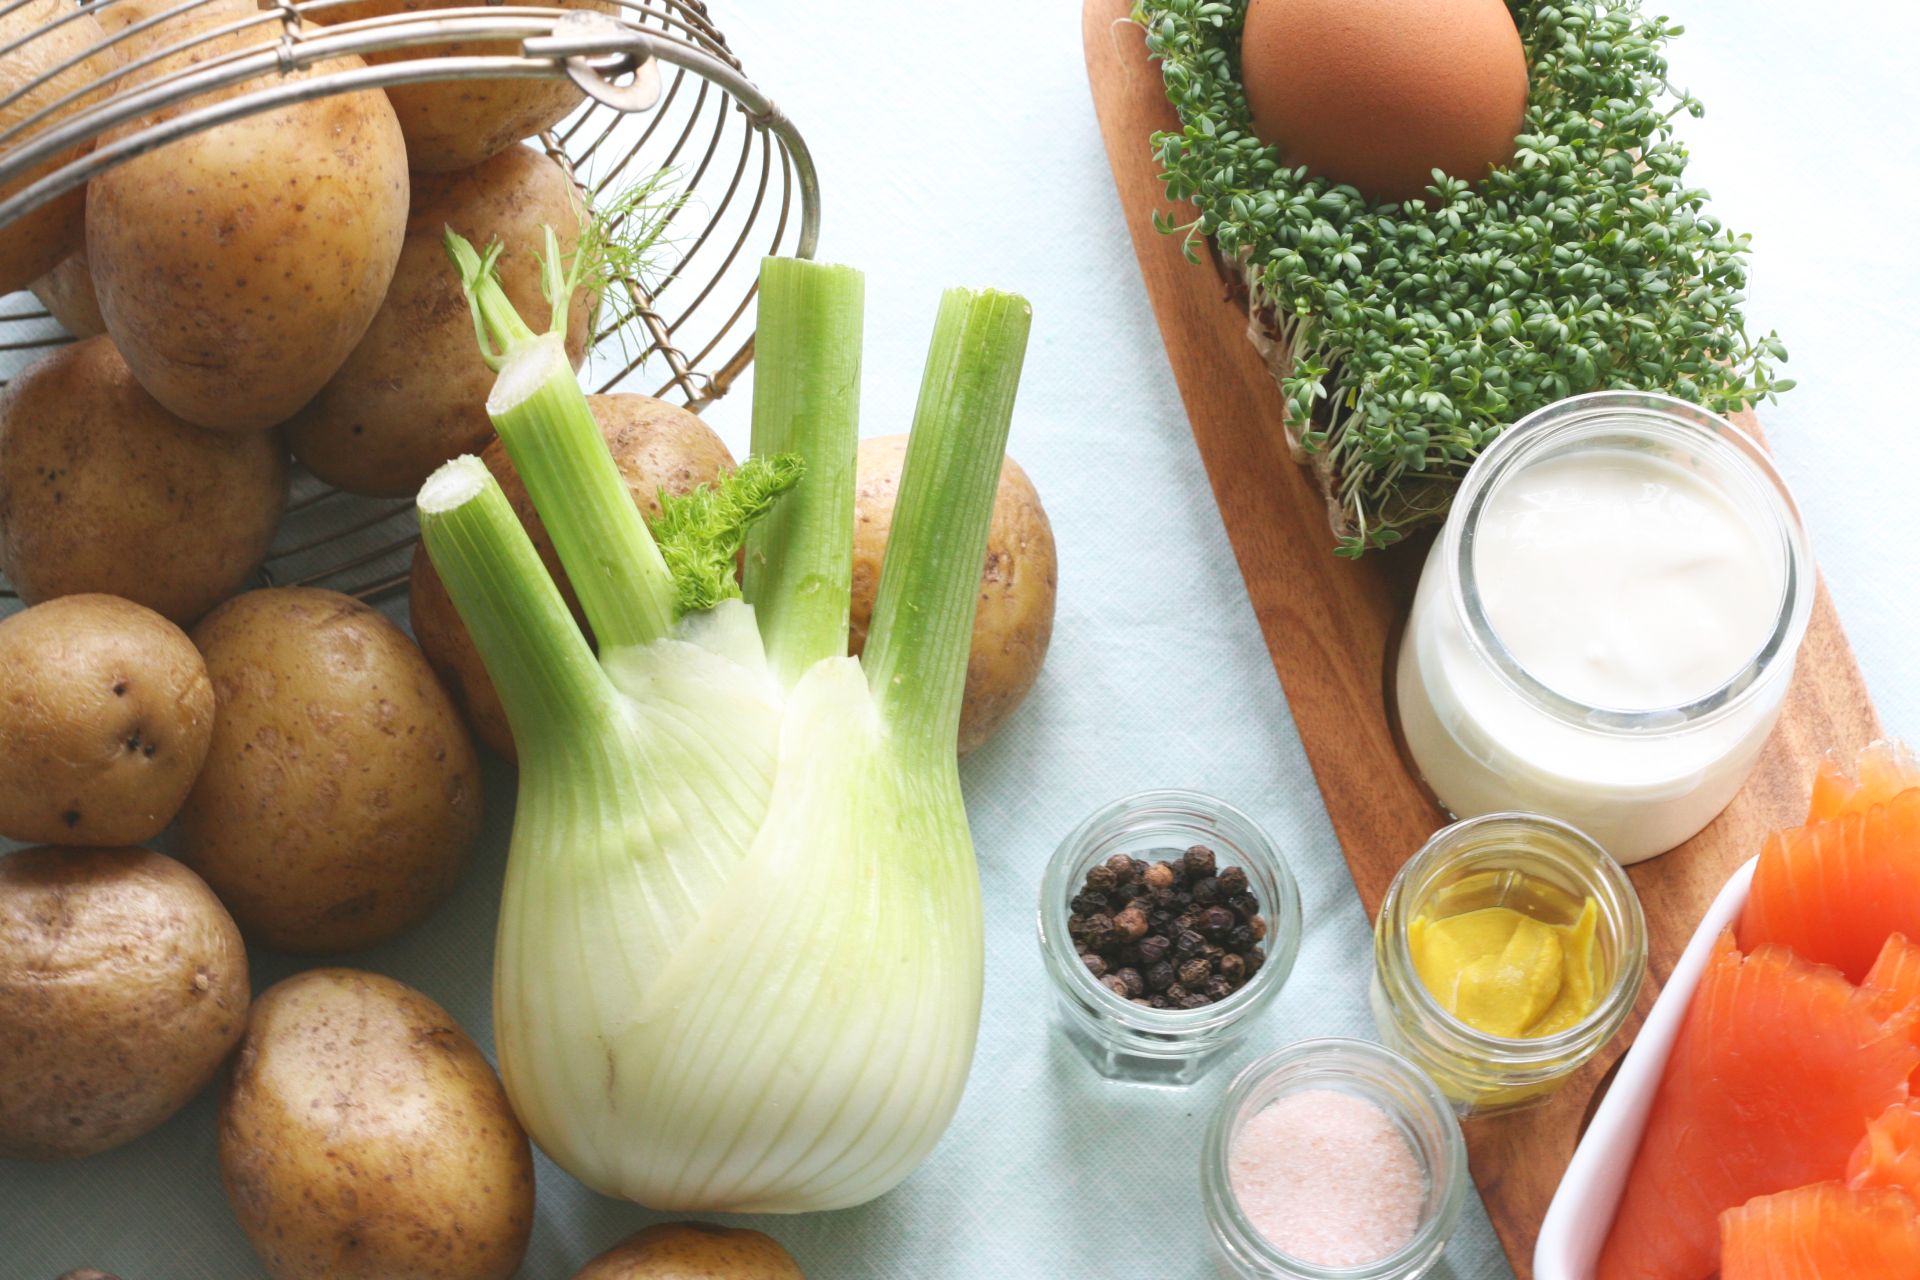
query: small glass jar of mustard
[{"left": 1370, "top": 812, "right": 1647, "bottom": 1117}]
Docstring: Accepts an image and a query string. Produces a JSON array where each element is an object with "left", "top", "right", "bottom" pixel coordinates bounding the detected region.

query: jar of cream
[{"left": 1394, "top": 391, "right": 1814, "bottom": 864}]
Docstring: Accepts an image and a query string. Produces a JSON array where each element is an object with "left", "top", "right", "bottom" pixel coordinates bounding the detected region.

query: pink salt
[{"left": 1227, "top": 1087, "right": 1426, "bottom": 1266}]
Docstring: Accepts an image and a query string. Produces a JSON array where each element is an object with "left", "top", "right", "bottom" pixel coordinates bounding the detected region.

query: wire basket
[{"left": 0, "top": 0, "right": 818, "bottom": 603}]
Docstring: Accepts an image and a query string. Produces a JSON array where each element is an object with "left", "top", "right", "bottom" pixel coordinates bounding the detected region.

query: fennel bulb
[{"left": 418, "top": 243, "right": 1030, "bottom": 1213}]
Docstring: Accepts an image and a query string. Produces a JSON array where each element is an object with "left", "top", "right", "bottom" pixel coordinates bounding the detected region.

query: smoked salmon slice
[
  {"left": 1739, "top": 788, "right": 1920, "bottom": 983},
  {"left": 1865, "top": 934, "right": 1920, "bottom": 1090},
  {"left": 1807, "top": 739, "right": 1920, "bottom": 824},
  {"left": 1848, "top": 1100, "right": 1920, "bottom": 1202},
  {"left": 1597, "top": 934, "right": 1920, "bottom": 1280},
  {"left": 1719, "top": 1182, "right": 1920, "bottom": 1278}
]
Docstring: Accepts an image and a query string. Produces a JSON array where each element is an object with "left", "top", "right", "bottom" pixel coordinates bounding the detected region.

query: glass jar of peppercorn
[{"left": 1038, "top": 790, "right": 1301, "bottom": 1086}]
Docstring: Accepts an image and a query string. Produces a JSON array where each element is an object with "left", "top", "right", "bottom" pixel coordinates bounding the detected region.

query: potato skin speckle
[
  {"left": 219, "top": 969, "right": 533, "bottom": 1280},
  {"left": 178, "top": 588, "right": 482, "bottom": 954},
  {"left": 0, "top": 847, "right": 249, "bottom": 1160}
]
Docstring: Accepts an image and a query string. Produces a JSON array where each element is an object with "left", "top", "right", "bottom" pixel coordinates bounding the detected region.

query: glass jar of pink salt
[{"left": 1203, "top": 1038, "right": 1468, "bottom": 1280}]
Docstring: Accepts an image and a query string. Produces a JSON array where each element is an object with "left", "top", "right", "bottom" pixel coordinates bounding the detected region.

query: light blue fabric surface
[{"left": 5, "top": 2, "right": 1919, "bottom": 1276}]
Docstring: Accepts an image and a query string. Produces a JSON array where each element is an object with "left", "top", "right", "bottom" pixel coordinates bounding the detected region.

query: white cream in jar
[{"left": 1395, "top": 392, "right": 1813, "bottom": 864}]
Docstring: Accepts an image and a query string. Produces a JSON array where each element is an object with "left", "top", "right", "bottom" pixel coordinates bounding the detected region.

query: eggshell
[{"left": 1239, "top": 0, "right": 1529, "bottom": 203}]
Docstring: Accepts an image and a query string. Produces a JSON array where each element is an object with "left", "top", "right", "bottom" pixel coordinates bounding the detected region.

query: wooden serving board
[{"left": 1083, "top": 1, "right": 1883, "bottom": 1271}]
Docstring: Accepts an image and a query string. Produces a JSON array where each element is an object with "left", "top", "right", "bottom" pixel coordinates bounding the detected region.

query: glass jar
[
  {"left": 1202, "top": 1038, "right": 1469, "bottom": 1280},
  {"left": 1393, "top": 391, "right": 1814, "bottom": 864},
  {"left": 1371, "top": 813, "right": 1647, "bottom": 1116},
  {"left": 1037, "top": 790, "right": 1301, "bottom": 1086}
]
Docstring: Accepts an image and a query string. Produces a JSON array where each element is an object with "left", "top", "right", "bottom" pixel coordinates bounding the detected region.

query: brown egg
[{"left": 1239, "top": 0, "right": 1529, "bottom": 203}]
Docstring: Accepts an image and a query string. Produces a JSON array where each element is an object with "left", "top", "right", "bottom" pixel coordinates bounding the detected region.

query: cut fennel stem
[{"left": 419, "top": 243, "right": 1030, "bottom": 1212}]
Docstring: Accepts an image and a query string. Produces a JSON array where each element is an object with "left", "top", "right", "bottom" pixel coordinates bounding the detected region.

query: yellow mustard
[{"left": 1407, "top": 898, "right": 1599, "bottom": 1039}]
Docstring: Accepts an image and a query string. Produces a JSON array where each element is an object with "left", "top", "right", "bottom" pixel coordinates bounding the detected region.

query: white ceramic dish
[{"left": 1532, "top": 857, "right": 1757, "bottom": 1279}]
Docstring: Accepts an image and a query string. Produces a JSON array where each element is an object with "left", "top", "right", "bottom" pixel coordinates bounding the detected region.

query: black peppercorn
[
  {"left": 1113, "top": 905, "right": 1149, "bottom": 942},
  {"left": 1216, "top": 866, "right": 1250, "bottom": 897},
  {"left": 1250, "top": 915, "right": 1268, "bottom": 942},
  {"left": 1101, "top": 975, "right": 1128, "bottom": 998},
  {"left": 1147, "top": 993, "right": 1172, "bottom": 1009},
  {"left": 1203, "top": 976, "right": 1235, "bottom": 1002},
  {"left": 1144, "top": 861, "right": 1177, "bottom": 891},
  {"left": 1114, "top": 966, "right": 1145, "bottom": 998},
  {"left": 1227, "top": 924, "right": 1254, "bottom": 951},
  {"left": 1066, "top": 913, "right": 1093, "bottom": 939},
  {"left": 1178, "top": 957, "right": 1212, "bottom": 988},
  {"left": 1129, "top": 857, "right": 1149, "bottom": 881},
  {"left": 1145, "top": 960, "right": 1176, "bottom": 991},
  {"left": 1199, "top": 905, "right": 1236, "bottom": 938},
  {"left": 1070, "top": 891, "right": 1108, "bottom": 916},
  {"left": 1105, "top": 853, "right": 1135, "bottom": 882},
  {"left": 1174, "top": 928, "right": 1205, "bottom": 957},
  {"left": 1192, "top": 876, "right": 1222, "bottom": 905},
  {"left": 1183, "top": 845, "right": 1217, "bottom": 878},
  {"left": 1080, "top": 952, "right": 1107, "bottom": 979},
  {"left": 1245, "top": 946, "right": 1266, "bottom": 975},
  {"left": 1164, "top": 983, "right": 1189, "bottom": 1002},
  {"left": 1138, "top": 934, "right": 1172, "bottom": 964},
  {"left": 1084, "top": 863, "right": 1117, "bottom": 894},
  {"left": 1178, "top": 992, "right": 1211, "bottom": 1010},
  {"left": 1217, "top": 953, "right": 1245, "bottom": 982},
  {"left": 1229, "top": 892, "right": 1261, "bottom": 919}
]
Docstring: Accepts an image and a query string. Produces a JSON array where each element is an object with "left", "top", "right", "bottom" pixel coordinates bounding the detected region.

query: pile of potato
[{"left": 0, "top": 2, "right": 1057, "bottom": 1276}]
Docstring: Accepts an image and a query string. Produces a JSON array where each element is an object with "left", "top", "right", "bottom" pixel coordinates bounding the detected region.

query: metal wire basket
[{"left": 0, "top": 0, "right": 818, "bottom": 603}]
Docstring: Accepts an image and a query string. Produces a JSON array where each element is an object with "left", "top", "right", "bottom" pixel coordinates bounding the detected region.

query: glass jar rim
[
  {"left": 1038, "top": 789, "right": 1303, "bottom": 1034},
  {"left": 1445, "top": 390, "right": 1814, "bottom": 733},
  {"left": 1203, "top": 1037, "right": 1469, "bottom": 1279},
  {"left": 1382, "top": 812, "right": 1648, "bottom": 1063}
]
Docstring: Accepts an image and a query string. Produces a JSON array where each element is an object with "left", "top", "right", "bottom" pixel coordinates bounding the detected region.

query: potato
[
  {"left": 0, "top": 595, "right": 213, "bottom": 846},
  {"left": 574, "top": 1223, "right": 805, "bottom": 1280},
  {"left": 177, "top": 588, "right": 483, "bottom": 953},
  {"left": 0, "top": 336, "right": 289, "bottom": 625},
  {"left": 87, "top": 22, "right": 408, "bottom": 432},
  {"left": 410, "top": 394, "right": 735, "bottom": 759},
  {"left": 286, "top": 145, "right": 594, "bottom": 497},
  {"left": 29, "top": 246, "right": 105, "bottom": 338},
  {"left": 849, "top": 435, "right": 1056, "bottom": 754},
  {"left": 220, "top": 969, "right": 533, "bottom": 1280},
  {"left": 0, "top": 1, "right": 117, "bottom": 293},
  {"left": 0, "top": 847, "right": 248, "bottom": 1160},
  {"left": 313, "top": 0, "right": 617, "bottom": 173}
]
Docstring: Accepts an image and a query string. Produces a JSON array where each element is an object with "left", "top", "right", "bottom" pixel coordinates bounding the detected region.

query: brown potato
[
  {"left": 0, "top": 1, "right": 117, "bottom": 293},
  {"left": 29, "top": 246, "right": 105, "bottom": 338},
  {"left": 410, "top": 394, "right": 735, "bottom": 759},
  {"left": 177, "top": 588, "right": 482, "bottom": 953},
  {"left": 87, "top": 20, "right": 408, "bottom": 432},
  {"left": 313, "top": 0, "right": 617, "bottom": 173},
  {"left": 0, "top": 595, "right": 213, "bottom": 846},
  {"left": 220, "top": 969, "right": 533, "bottom": 1280},
  {"left": 287, "top": 145, "right": 594, "bottom": 497},
  {"left": 0, "top": 335, "right": 289, "bottom": 625},
  {"left": 574, "top": 1223, "right": 805, "bottom": 1280},
  {"left": 850, "top": 435, "right": 1057, "bottom": 754},
  {"left": 0, "top": 847, "right": 248, "bottom": 1160}
]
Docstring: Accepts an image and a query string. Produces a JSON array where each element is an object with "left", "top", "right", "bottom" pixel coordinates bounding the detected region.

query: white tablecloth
[{"left": 6, "top": 2, "right": 1918, "bottom": 1276}]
